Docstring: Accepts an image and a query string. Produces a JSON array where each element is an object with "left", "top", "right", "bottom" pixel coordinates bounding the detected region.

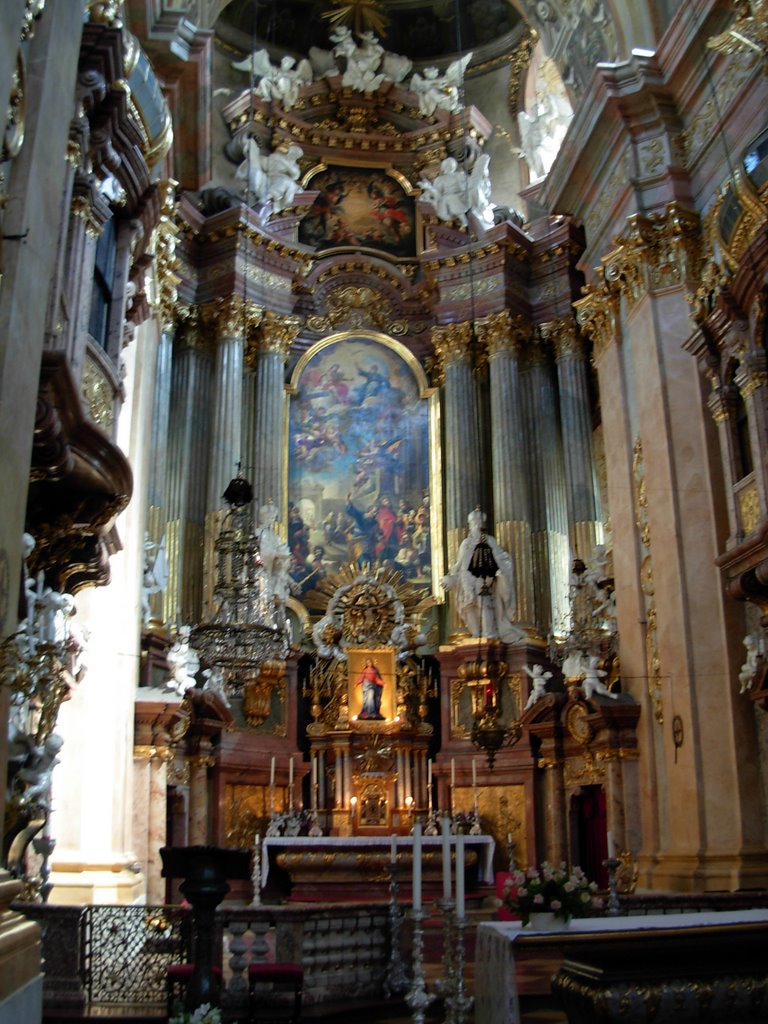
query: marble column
[
  {"left": 165, "top": 313, "right": 214, "bottom": 625},
  {"left": 477, "top": 310, "right": 536, "bottom": 626},
  {"left": 147, "top": 750, "right": 170, "bottom": 905},
  {"left": 205, "top": 296, "right": 248, "bottom": 511},
  {"left": 542, "top": 764, "right": 567, "bottom": 865},
  {"left": 188, "top": 740, "right": 215, "bottom": 846},
  {"left": 544, "top": 316, "right": 603, "bottom": 564},
  {"left": 247, "top": 310, "right": 299, "bottom": 511},
  {"left": 521, "top": 337, "right": 569, "bottom": 634}
]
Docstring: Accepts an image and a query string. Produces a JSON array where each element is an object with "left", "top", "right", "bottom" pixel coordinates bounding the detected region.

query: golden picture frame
[{"left": 347, "top": 646, "right": 397, "bottom": 723}]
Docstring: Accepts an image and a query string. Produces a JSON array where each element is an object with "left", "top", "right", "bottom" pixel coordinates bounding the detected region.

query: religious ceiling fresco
[
  {"left": 288, "top": 337, "right": 431, "bottom": 594},
  {"left": 299, "top": 168, "right": 416, "bottom": 258}
]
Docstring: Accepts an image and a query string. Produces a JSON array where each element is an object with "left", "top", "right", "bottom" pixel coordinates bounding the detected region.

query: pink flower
[
  {"left": 533, "top": 894, "right": 544, "bottom": 905},
  {"left": 550, "top": 900, "right": 562, "bottom": 910}
]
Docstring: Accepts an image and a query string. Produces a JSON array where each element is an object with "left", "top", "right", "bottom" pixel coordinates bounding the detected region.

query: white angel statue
[
  {"left": 418, "top": 154, "right": 494, "bottom": 229},
  {"left": 232, "top": 49, "right": 312, "bottom": 111},
  {"left": 410, "top": 53, "right": 472, "bottom": 117},
  {"left": 236, "top": 139, "right": 304, "bottom": 213}
]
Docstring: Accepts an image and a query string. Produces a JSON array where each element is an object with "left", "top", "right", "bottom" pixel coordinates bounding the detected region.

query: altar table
[
  {"left": 474, "top": 909, "right": 768, "bottom": 1024},
  {"left": 262, "top": 834, "right": 495, "bottom": 899}
]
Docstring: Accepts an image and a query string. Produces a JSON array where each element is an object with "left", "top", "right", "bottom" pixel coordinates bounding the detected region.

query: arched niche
[{"left": 286, "top": 331, "right": 442, "bottom": 599}]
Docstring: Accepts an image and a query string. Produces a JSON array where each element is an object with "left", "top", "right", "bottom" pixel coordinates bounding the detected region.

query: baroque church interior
[{"left": 1, "top": 0, "right": 768, "bottom": 1020}]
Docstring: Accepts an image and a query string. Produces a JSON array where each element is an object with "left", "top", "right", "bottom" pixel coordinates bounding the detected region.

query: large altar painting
[
  {"left": 288, "top": 337, "right": 431, "bottom": 593},
  {"left": 299, "top": 167, "right": 415, "bottom": 257},
  {"left": 348, "top": 647, "right": 396, "bottom": 723}
]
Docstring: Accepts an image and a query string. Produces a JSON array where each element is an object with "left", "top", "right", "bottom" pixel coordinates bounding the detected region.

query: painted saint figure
[{"left": 356, "top": 657, "right": 385, "bottom": 720}]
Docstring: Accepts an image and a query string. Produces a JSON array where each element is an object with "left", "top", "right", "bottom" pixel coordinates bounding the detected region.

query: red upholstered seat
[
  {"left": 248, "top": 963, "right": 304, "bottom": 981},
  {"left": 166, "top": 963, "right": 222, "bottom": 1011},
  {"left": 248, "top": 962, "right": 303, "bottom": 1023}
]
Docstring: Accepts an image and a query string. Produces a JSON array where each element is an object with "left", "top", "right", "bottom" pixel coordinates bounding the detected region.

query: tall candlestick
[
  {"left": 412, "top": 822, "right": 422, "bottom": 912},
  {"left": 455, "top": 832, "right": 465, "bottom": 919},
  {"left": 440, "top": 816, "right": 452, "bottom": 901}
]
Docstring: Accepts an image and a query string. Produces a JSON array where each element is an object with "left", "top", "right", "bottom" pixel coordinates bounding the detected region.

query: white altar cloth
[
  {"left": 474, "top": 909, "right": 768, "bottom": 1024},
  {"left": 262, "top": 834, "right": 495, "bottom": 888}
]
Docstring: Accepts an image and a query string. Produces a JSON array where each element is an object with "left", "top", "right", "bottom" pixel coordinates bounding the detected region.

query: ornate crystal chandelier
[{"left": 192, "top": 474, "right": 290, "bottom": 699}]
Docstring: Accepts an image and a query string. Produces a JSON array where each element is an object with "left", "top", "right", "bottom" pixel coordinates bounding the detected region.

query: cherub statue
[
  {"left": 582, "top": 655, "right": 618, "bottom": 700},
  {"left": 523, "top": 664, "right": 553, "bottom": 711},
  {"left": 409, "top": 53, "right": 473, "bottom": 117},
  {"left": 166, "top": 625, "right": 199, "bottom": 695},
  {"left": 739, "top": 632, "right": 765, "bottom": 694}
]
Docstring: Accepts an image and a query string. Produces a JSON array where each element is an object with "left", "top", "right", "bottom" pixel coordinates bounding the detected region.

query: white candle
[
  {"left": 289, "top": 756, "right": 294, "bottom": 787},
  {"left": 472, "top": 757, "right": 477, "bottom": 788},
  {"left": 451, "top": 757, "right": 456, "bottom": 789},
  {"left": 270, "top": 756, "right": 276, "bottom": 787},
  {"left": 607, "top": 831, "right": 616, "bottom": 859},
  {"left": 311, "top": 757, "right": 317, "bottom": 787},
  {"left": 412, "top": 822, "right": 423, "bottom": 912},
  {"left": 427, "top": 758, "right": 432, "bottom": 788},
  {"left": 254, "top": 832, "right": 260, "bottom": 849},
  {"left": 441, "top": 816, "right": 452, "bottom": 901},
  {"left": 455, "top": 832, "right": 465, "bottom": 919},
  {"left": 390, "top": 834, "right": 397, "bottom": 863}
]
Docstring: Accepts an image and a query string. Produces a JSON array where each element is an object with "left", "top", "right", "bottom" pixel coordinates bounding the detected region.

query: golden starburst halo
[{"left": 321, "top": 0, "right": 390, "bottom": 38}]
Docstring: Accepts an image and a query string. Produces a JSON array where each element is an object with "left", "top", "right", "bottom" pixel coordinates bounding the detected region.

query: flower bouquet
[
  {"left": 169, "top": 1004, "right": 221, "bottom": 1024},
  {"left": 501, "top": 862, "right": 602, "bottom": 925}
]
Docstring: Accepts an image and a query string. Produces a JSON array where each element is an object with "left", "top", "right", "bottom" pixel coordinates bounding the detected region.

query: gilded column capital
[
  {"left": 205, "top": 296, "right": 264, "bottom": 340},
  {"left": 432, "top": 321, "right": 473, "bottom": 377},
  {"left": 247, "top": 309, "right": 301, "bottom": 363},
  {"left": 735, "top": 352, "right": 768, "bottom": 399},
  {"left": 707, "top": 385, "right": 738, "bottom": 425},
  {"left": 175, "top": 305, "right": 213, "bottom": 354},
  {"left": 539, "top": 316, "right": 583, "bottom": 361},
  {"left": 574, "top": 284, "right": 618, "bottom": 362},
  {"left": 601, "top": 203, "right": 702, "bottom": 306},
  {"left": 476, "top": 310, "right": 531, "bottom": 358}
]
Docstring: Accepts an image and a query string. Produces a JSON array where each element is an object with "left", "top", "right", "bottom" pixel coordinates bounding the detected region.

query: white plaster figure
[
  {"left": 232, "top": 50, "right": 312, "bottom": 110},
  {"left": 202, "top": 665, "right": 231, "bottom": 707},
  {"left": 739, "top": 632, "right": 764, "bottom": 694},
  {"left": 166, "top": 625, "right": 200, "bottom": 695},
  {"left": 418, "top": 154, "right": 494, "bottom": 228},
  {"left": 582, "top": 655, "right": 618, "bottom": 700},
  {"left": 16, "top": 733, "right": 63, "bottom": 810},
  {"left": 523, "top": 664, "right": 553, "bottom": 711},
  {"left": 236, "top": 139, "right": 304, "bottom": 213},
  {"left": 142, "top": 533, "right": 168, "bottom": 627},
  {"left": 441, "top": 508, "right": 525, "bottom": 644},
  {"left": 256, "top": 501, "right": 294, "bottom": 610},
  {"left": 410, "top": 53, "right": 472, "bottom": 117}
]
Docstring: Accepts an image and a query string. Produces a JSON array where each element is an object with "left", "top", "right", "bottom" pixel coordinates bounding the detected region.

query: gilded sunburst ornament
[{"left": 321, "top": 0, "right": 390, "bottom": 37}]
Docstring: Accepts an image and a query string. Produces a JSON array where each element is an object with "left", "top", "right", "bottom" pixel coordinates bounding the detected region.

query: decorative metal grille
[{"left": 83, "top": 904, "right": 191, "bottom": 1011}]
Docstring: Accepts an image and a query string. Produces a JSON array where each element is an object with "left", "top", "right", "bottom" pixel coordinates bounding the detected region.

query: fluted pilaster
[
  {"left": 521, "top": 338, "right": 569, "bottom": 633},
  {"left": 247, "top": 309, "right": 298, "bottom": 509},
  {"left": 432, "top": 321, "right": 480, "bottom": 566},
  {"left": 544, "top": 316, "right": 603, "bottom": 563},
  {"left": 477, "top": 310, "right": 535, "bottom": 625},
  {"left": 165, "top": 312, "right": 214, "bottom": 624}
]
